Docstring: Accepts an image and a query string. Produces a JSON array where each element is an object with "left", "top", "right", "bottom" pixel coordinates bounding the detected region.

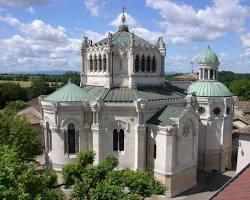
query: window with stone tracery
[
  {"left": 68, "top": 124, "right": 76, "bottom": 154},
  {"left": 113, "top": 129, "right": 124, "bottom": 152}
]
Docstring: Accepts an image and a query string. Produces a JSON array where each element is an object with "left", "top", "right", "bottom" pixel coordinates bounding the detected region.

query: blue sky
[{"left": 0, "top": 0, "right": 250, "bottom": 73}]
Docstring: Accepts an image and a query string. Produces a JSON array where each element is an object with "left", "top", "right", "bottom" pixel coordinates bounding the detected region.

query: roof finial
[{"left": 118, "top": 1, "right": 129, "bottom": 32}]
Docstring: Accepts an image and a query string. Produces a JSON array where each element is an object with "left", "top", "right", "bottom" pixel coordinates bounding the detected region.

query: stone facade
[{"left": 40, "top": 10, "right": 234, "bottom": 198}]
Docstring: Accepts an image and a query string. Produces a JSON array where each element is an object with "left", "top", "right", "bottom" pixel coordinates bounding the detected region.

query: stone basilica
[{"left": 41, "top": 9, "right": 234, "bottom": 197}]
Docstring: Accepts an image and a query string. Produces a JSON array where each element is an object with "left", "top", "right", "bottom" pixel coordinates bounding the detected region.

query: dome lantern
[{"left": 198, "top": 46, "right": 219, "bottom": 81}]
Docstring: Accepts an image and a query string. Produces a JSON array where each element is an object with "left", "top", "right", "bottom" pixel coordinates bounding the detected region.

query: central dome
[{"left": 187, "top": 81, "right": 231, "bottom": 97}]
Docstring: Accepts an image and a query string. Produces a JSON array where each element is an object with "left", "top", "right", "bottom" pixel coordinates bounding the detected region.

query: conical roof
[
  {"left": 43, "top": 80, "right": 91, "bottom": 102},
  {"left": 198, "top": 46, "right": 219, "bottom": 66}
]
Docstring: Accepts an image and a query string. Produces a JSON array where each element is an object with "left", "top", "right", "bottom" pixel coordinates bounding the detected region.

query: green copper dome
[
  {"left": 198, "top": 46, "right": 219, "bottom": 65},
  {"left": 187, "top": 81, "right": 231, "bottom": 97},
  {"left": 44, "top": 81, "right": 91, "bottom": 102}
]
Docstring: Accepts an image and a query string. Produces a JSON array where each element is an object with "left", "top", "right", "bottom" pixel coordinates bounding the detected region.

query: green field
[{"left": 0, "top": 80, "right": 62, "bottom": 88}]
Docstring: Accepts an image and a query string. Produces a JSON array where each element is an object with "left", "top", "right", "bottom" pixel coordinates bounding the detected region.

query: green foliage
[
  {"left": 63, "top": 152, "right": 166, "bottom": 200},
  {"left": 0, "top": 82, "right": 27, "bottom": 108},
  {"left": 0, "top": 146, "right": 63, "bottom": 200},
  {"left": 229, "top": 78, "right": 250, "bottom": 100},
  {"left": 5, "top": 100, "right": 26, "bottom": 113},
  {"left": 62, "top": 151, "right": 95, "bottom": 187},
  {"left": 29, "top": 77, "right": 53, "bottom": 99},
  {"left": 0, "top": 111, "right": 41, "bottom": 160}
]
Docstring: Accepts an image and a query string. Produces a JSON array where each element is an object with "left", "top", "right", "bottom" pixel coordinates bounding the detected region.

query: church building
[{"left": 40, "top": 8, "right": 234, "bottom": 197}]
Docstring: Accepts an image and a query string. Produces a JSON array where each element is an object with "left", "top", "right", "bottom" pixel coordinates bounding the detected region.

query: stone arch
[{"left": 60, "top": 118, "right": 81, "bottom": 130}]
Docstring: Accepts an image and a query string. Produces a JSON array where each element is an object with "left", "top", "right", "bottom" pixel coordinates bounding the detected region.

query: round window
[{"left": 197, "top": 106, "right": 206, "bottom": 115}]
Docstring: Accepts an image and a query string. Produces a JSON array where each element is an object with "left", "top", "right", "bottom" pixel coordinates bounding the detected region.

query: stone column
[
  {"left": 208, "top": 70, "right": 210, "bottom": 80},
  {"left": 134, "top": 98, "right": 147, "bottom": 170},
  {"left": 90, "top": 99, "right": 103, "bottom": 165}
]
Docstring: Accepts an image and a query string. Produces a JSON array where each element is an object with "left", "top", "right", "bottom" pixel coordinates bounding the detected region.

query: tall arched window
[
  {"left": 98, "top": 54, "right": 102, "bottom": 71},
  {"left": 146, "top": 55, "right": 150, "bottom": 72},
  {"left": 141, "top": 55, "right": 145, "bottom": 72},
  {"left": 152, "top": 56, "right": 156, "bottom": 72},
  {"left": 135, "top": 54, "right": 139, "bottom": 72},
  {"left": 68, "top": 124, "right": 76, "bottom": 154},
  {"left": 113, "top": 129, "right": 124, "bottom": 152},
  {"left": 94, "top": 55, "right": 97, "bottom": 72},
  {"left": 89, "top": 55, "right": 93, "bottom": 72},
  {"left": 103, "top": 54, "right": 107, "bottom": 72}
]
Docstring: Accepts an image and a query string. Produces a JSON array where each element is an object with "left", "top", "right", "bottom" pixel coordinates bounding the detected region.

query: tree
[
  {"left": 0, "top": 111, "right": 41, "bottom": 160},
  {"left": 229, "top": 79, "right": 250, "bottom": 101},
  {"left": 29, "top": 77, "right": 52, "bottom": 99},
  {"left": 62, "top": 152, "right": 165, "bottom": 200},
  {"left": 63, "top": 71, "right": 81, "bottom": 85},
  {"left": 0, "top": 146, "right": 63, "bottom": 200},
  {"left": 5, "top": 100, "right": 25, "bottom": 113},
  {"left": 0, "top": 82, "right": 27, "bottom": 108}
]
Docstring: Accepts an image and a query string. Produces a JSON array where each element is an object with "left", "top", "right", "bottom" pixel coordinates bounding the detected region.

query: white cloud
[
  {"left": 83, "top": 0, "right": 108, "bottom": 17},
  {"left": 110, "top": 12, "right": 138, "bottom": 28},
  {"left": 145, "top": 0, "right": 249, "bottom": 44},
  {"left": 0, "top": 0, "right": 52, "bottom": 6},
  {"left": 26, "top": 6, "right": 35, "bottom": 13},
  {"left": 84, "top": 30, "right": 108, "bottom": 43},
  {"left": 0, "top": 16, "right": 81, "bottom": 72}
]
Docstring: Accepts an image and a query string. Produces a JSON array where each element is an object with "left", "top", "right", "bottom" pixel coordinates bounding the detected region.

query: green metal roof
[
  {"left": 44, "top": 82, "right": 91, "bottom": 102},
  {"left": 82, "top": 85, "right": 184, "bottom": 102},
  {"left": 198, "top": 46, "right": 219, "bottom": 65},
  {"left": 96, "top": 31, "right": 154, "bottom": 48},
  {"left": 147, "top": 105, "right": 189, "bottom": 126},
  {"left": 187, "top": 81, "right": 231, "bottom": 97}
]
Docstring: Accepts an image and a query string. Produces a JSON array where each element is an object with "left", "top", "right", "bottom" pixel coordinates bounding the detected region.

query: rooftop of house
[
  {"left": 172, "top": 73, "right": 199, "bottom": 82},
  {"left": 210, "top": 163, "right": 250, "bottom": 200},
  {"left": 235, "top": 101, "right": 250, "bottom": 114}
]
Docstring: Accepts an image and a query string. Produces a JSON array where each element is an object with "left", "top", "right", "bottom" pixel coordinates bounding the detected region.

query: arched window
[
  {"left": 103, "top": 54, "right": 107, "bottom": 72},
  {"left": 146, "top": 55, "right": 150, "bottom": 72},
  {"left": 89, "top": 55, "right": 93, "bottom": 72},
  {"left": 46, "top": 122, "right": 52, "bottom": 151},
  {"left": 113, "top": 129, "right": 118, "bottom": 151},
  {"left": 98, "top": 54, "right": 102, "bottom": 71},
  {"left": 119, "top": 129, "right": 124, "bottom": 151},
  {"left": 152, "top": 56, "right": 156, "bottom": 72},
  {"left": 141, "top": 55, "right": 145, "bottom": 72},
  {"left": 135, "top": 54, "right": 139, "bottom": 72},
  {"left": 113, "top": 129, "right": 124, "bottom": 152},
  {"left": 68, "top": 124, "right": 76, "bottom": 154},
  {"left": 94, "top": 55, "right": 97, "bottom": 72}
]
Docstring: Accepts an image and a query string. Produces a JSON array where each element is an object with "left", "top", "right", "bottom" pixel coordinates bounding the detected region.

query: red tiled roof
[{"left": 210, "top": 163, "right": 250, "bottom": 200}]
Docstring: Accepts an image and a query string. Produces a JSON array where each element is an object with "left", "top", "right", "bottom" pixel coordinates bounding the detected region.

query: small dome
[
  {"left": 187, "top": 81, "right": 231, "bottom": 97},
  {"left": 198, "top": 46, "right": 219, "bottom": 66},
  {"left": 43, "top": 81, "right": 91, "bottom": 102}
]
